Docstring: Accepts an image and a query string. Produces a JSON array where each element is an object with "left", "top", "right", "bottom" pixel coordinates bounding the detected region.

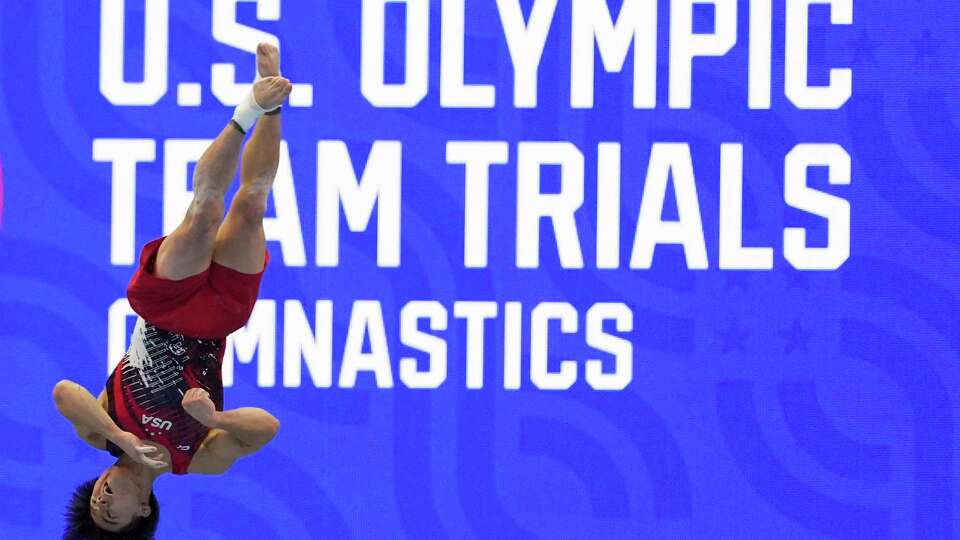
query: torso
[{"left": 105, "top": 317, "right": 226, "bottom": 474}]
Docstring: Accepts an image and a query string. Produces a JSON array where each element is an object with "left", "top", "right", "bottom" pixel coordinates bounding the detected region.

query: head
[{"left": 64, "top": 467, "right": 159, "bottom": 539}]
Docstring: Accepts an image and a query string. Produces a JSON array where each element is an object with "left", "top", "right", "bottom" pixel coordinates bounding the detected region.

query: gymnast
[{"left": 53, "top": 42, "right": 289, "bottom": 539}]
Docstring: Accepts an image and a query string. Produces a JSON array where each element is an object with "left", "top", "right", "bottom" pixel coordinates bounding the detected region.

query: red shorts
[{"left": 126, "top": 237, "right": 269, "bottom": 339}]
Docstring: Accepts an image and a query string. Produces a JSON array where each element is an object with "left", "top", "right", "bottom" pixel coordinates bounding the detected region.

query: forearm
[
  {"left": 211, "top": 407, "right": 280, "bottom": 450},
  {"left": 240, "top": 114, "right": 281, "bottom": 189},
  {"left": 193, "top": 123, "right": 245, "bottom": 198},
  {"left": 52, "top": 380, "right": 123, "bottom": 441}
]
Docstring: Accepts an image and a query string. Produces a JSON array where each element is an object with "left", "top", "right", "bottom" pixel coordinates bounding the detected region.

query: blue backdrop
[{"left": 1, "top": 1, "right": 959, "bottom": 538}]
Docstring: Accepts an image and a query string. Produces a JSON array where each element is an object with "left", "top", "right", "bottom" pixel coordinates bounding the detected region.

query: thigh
[
  {"left": 207, "top": 255, "right": 270, "bottom": 336},
  {"left": 127, "top": 238, "right": 215, "bottom": 336},
  {"left": 155, "top": 199, "right": 224, "bottom": 280},
  {"left": 212, "top": 190, "right": 267, "bottom": 274}
]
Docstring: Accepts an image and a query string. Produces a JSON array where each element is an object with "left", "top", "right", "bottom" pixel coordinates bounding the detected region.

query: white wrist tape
[
  {"left": 234, "top": 52, "right": 283, "bottom": 133},
  {"left": 231, "top": 90, "right": 267, "bottom": 134}
]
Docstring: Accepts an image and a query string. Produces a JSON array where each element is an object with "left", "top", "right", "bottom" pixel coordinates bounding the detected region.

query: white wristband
[{"left": 231, "top": 89, "right": 267, "bottom": 134}]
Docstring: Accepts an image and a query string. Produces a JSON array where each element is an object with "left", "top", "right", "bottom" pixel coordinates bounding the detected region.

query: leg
[
  {"left": 155, "top": 124, "right": 243, "bottom": 280},
  {"left": 213, "top": 114, "right": 281, "bottom": 273},
  {"left": 214, "top": 43, "right": 288, "bottom": 273}
]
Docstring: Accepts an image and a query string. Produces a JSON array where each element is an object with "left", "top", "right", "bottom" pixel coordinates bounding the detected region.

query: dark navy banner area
[{"left": 1, "top": 0, "right": 959, "bottom": 538}]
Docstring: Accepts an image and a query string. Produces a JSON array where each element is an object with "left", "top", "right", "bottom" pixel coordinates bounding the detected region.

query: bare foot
[
  {"left": 253, "top": 76, "right": 292, "bottom": 110},
  {"left": 257, "top": 42, "right": 280, "bottom": 78}
]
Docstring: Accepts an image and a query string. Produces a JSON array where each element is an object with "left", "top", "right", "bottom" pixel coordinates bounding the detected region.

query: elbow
[
  {"left": 242, "top": 415, "right": 279, "bottom": 450},
  {"left": 267, "top": 416, "right": 281, "bottom": 440},
  {"left": 258, "top": 413, "right": 280, "bottom": 446},
  {"left": 52, "top": 379, "right": 73, "bottom": 407}
]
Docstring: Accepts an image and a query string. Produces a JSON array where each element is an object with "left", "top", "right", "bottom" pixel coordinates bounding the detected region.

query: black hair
[{"left": 63, "top": 478, "right": 159, "bottom": 540}]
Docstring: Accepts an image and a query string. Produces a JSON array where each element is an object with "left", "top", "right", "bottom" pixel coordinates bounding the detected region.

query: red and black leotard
[
  {"left": 104, "top": 236, "right": 268, "bottom": 473},
  {"left": 105, "top": 317, "right": 226, "bottom": 474}
]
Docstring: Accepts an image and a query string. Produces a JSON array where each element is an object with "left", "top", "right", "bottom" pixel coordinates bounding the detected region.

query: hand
[
  {"left": 256, "top": 42, "right": 280, "bottom": 78},
  {"left": 252, "top": 76, "right": 292, "bottom": 111},
  {"left": 111, "top": 431, "right": 167, "bottom": 469},
  {"left": 182, "top": 388, "right": 219, "bottom": 427}
]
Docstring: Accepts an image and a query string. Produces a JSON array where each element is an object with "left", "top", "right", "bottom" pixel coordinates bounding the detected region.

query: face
[{"left": 89, "top": 466, "right": 150, "bottom": 532}]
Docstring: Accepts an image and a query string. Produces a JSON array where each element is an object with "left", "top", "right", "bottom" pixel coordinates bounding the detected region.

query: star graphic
[
  {"left": 719, "top": 320, "right": 750, "bottom": 354},
  {"left": 913, "top": 29, "right": 941, "bottom": 65},
  {"left": 849, "top": 30, "right": 878, "bottom": 64},
  {"left": 780, "top": 320, "right": 813, "bottom": 355}
]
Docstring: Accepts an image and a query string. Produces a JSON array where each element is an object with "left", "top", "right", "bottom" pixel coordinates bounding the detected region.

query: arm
[
  {"left": 183, "top": 388, "right": 280, "bottom": 474},
  {"left": 52, "top": 380, "right": 113, "bottom": 449},
  {"left": 209, "top": 407, "right": 281, "bottom": 451},
  {"left": 52, "top": 379, "right": 167, "bottom": 468}
]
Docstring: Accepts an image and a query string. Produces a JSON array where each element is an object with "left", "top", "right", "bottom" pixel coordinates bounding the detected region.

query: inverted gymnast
[{"left": 52, "top": 42, "right": 289, "bottom": 539}]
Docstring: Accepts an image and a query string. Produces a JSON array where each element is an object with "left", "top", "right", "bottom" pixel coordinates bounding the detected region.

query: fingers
[
  {"left": 133, "top": 444, "right": 168, "bottom": 468},
  {"left": 257, "top": 41, "right": 279, "bottom": 55},
  {"left": 182, "top": 387, "right": 210, "bottom": 401},
  {"left": 142, "top": 456, "right": 166, "bottom": 468},
  {"left": 276, "top": 78, "right": 292, "bottom": 99},
  {"left": 253, "top": 76, "right": 292, "bottom": 110},
  {"left": 264, "top": 76, "right": 292, "bottom": 91},
  {"left": 142, "top": 455, "right": 167, "bottom": 469}
]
